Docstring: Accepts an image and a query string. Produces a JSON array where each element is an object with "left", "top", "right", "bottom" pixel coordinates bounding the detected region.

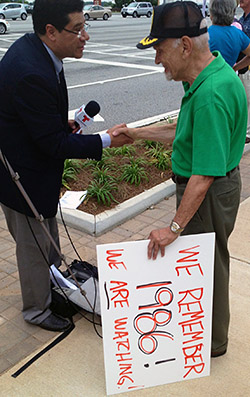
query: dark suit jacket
[{"left": 0, "top": 33, "right": 102, "bottom": 218}]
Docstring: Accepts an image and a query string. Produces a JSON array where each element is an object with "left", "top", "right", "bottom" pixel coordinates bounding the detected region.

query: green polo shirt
[{"left": 172, "top": 51, "right": 247, "bottom": 177}]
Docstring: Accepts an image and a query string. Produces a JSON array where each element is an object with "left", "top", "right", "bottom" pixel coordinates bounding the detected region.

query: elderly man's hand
[
  {"left": 112, "top": 125, "right": 136, "bottom": 140},
  {"left": 147, "top": 227, "right": 178, "bottom": 260},
  {"left": 107, "top": 124, "right": 134, "bottom": 147}
]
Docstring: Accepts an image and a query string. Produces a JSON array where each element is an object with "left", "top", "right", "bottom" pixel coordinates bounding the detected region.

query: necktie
[{"left": 58, "top": 68, "right": 68, "bottom": 120}]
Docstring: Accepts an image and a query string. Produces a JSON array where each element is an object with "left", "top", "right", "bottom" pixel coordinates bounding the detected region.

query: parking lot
[{"left": 0, "top": 15, "right": 184, "bottom": 132}]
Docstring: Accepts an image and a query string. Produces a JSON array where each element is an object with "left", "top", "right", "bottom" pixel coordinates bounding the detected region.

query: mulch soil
[{"left": 61, "top": 141, "right": 173, "bottom": 216}]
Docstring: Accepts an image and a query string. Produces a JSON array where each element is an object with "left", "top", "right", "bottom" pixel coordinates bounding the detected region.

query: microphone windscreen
[{"left": 85, "top": 101, "right": 100, "bottom": 118}]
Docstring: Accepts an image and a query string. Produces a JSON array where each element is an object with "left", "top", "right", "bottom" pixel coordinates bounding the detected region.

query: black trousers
[{"left": 175, "top": 168, "right": 241, "bottom": 353}]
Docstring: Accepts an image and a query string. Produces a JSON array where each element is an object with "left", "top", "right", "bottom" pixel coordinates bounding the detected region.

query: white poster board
[{"left": 97, "top": 233, "right": 215, "bottom": 395}]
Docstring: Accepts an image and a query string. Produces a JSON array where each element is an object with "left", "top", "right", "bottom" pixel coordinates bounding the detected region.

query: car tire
[
  {"left": 132, "top": 11, "right": 137, "bottom": 18},
  {"left": 21, "top": 13, "right": 27, "bottom": 20},
  {"left": 122, "top": 13, "right": 126, "bottom": 17},
  {"left": 147, "top": 11, "right": 152, "bottom": 18},
  {"left": 0, "top": 14, "right": 5, "bottom": 20},
  {"left": 0, "top": 23, "right": 6, "bottom": 34},
  {"left": 84, "top": 13, "right": 90, "bottom": 20},
  {"left": 103, "top": 13, "right": 109, "bottom": 20}
]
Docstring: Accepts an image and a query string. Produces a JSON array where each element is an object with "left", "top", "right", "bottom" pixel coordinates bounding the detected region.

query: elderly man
[{"left": 112, "top": 1, "right": 247, "bottom": 357}]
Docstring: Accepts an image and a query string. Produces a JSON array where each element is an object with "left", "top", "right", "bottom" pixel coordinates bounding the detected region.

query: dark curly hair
[{"left": 32, "top": 0, "right": 84, "bottom": 35}]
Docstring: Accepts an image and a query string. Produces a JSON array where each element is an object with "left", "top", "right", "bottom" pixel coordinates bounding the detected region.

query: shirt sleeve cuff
[{"left": 101, "top": 133, "right": 111, "bottom": 148}]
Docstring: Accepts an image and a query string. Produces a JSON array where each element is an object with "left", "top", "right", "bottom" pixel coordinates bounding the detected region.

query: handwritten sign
[{"left": 96, "top": 233, "right": 215, "bottom": 395}]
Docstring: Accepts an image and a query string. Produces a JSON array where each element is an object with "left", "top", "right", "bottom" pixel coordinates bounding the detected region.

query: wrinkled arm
[
  {"left": 147, "top": 174, "right": 214, "bottom": 259},
  {"left": 111, "top": 122, "right": 177, "bottom": 144}
]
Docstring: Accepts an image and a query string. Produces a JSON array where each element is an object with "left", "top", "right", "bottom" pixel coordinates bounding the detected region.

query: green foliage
[
  {"left": 113, "top": 0, "right": 124, "bottom": 10},
  {"left": 86, "top": 179, "right": 118, "bottom": 206},
  {"left": 62, "top": 159, "right": 82, "bottom": 189},
  {"left": 121, "top": 158, "right": 148, "bottom": 186},
  {"left": 63, "top": 140, "right": 173, "bottom": 208},
  {"left": 145, "top": 142, "right": 165, "bottom": 157},
  {"left": 149, "top": 150, "right": 172, "bottom": 171},
  {"left": 111, "top": 145, "right": 136, "bottom": 157},
  {"left": 92, "top": 165, "right": 117, "bottom": 184}
]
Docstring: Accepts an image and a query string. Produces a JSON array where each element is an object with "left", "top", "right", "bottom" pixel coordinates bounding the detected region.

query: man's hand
[
  {"left": 107, "top": 124, "right": 134, "bottom": 147},
  {"left": 112, "top": 123, "right": 176, "bottom": 144},
  {"left": 112, "top": 126, "right": 136, "bottom": 140},
  {"left": 147, "top": 227, "right": 178, "bottom": 260},
  {"left": 68, "top": 119, "right": 80, "bottom": 134}
]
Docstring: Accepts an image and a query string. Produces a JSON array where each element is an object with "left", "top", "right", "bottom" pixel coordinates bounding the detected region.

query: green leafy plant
[
  {"left": 146, "top": 142, "right": 165, "bottom": 158},
  {"left": 121, "top": 158, "right": 148, "bottom": 186},
  {"left": 150, "top": 150, "right": 172, "bottom": 171},
  {"left": 92, "top": 165, "right": 117, "bottom": 184},
  {"left": 86, "top": 179, "right": 118, "bottom": 206},
  {"left": 143, "top": 140, "right": 160, "bottom": 149},
  {"left": 112, "top": 145, "right": 136, "bottom": 157},
  {"left": 62, "top": 159, "right": 82, "bottom": 189}
]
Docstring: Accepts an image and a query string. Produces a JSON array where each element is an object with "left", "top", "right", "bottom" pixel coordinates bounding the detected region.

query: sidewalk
[{"left": 0, "top": 148, "right": 250, "bottom": 396}]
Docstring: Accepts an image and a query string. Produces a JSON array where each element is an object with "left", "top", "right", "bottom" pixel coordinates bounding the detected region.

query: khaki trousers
[{"left": 176, "top": 168, "right": 241, "bottom": 354}]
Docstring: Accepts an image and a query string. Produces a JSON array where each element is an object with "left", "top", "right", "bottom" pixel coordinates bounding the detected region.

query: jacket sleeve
[{"left": 13, "top": 73, "right": 102, "bottom": 161}]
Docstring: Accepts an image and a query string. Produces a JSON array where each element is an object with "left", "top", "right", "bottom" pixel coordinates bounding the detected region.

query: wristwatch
[{"left": 170, "top": 220, "right": 184, "bottom": 235}]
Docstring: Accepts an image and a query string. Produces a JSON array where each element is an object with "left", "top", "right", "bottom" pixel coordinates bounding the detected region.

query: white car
[
  {"left": 121, "top": 2, "right": 153, "bottom": 18},
  {"left": 0, "top": 3, "right": 27, "bottom": 21},
  {"left": 0, "top": 19, "right": 10, "bottom": 34}
]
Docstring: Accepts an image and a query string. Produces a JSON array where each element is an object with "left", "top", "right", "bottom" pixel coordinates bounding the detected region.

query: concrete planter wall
[{"left": 57, "top": 110, "right": 179, "bottom": 236}]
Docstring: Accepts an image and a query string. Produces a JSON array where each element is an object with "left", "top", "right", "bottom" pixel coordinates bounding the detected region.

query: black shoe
[
  {"left": 211, "top": 349, "right": 227, "bottom": 358},
  {"left": 38, "top": 313, "right": 72, "bottom": 332}
]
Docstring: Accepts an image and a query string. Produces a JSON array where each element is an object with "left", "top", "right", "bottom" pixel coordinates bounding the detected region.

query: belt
[{"left": 172, "top": 166, "right": 239, "bottom": 185}]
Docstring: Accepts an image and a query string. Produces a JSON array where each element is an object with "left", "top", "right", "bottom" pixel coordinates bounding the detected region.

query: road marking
[
  {"left": 83, "top": 49, "right": 155, "bottom": 60},
  {"left": 65, "top": 56, "right": 163, "bottom": 71},
  {"left": 68, "top": 70, "right": 160, "bottom": 89}
]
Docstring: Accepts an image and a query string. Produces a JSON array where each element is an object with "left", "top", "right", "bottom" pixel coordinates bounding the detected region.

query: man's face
[
  {"left": 240, "top": 0, "right": 250, "bottom": 12},
  {"left": 54, "top": 12, "right": 89, "bottom": 59},
  {"left": 154, "top": 39, "right": 183, "bottom": 82}
]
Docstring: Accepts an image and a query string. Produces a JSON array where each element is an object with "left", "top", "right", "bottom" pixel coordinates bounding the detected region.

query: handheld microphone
[{"left": 74, "top": 101, "right": 101, "bottom": 134}]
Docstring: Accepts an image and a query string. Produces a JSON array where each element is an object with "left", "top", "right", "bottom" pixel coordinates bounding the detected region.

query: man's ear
[
  {"left": 181, "top": 36, "right": 193, "bottom": 58},
  {"left": 45, "top": 24, "right": 57, "bottom": 42}
]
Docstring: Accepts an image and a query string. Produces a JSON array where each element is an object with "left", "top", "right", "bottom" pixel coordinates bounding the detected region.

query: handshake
[
  {"left": 107, "top": 121, "right": 177, "bottom": 147},
  {"left": 106, "top": 123, "right": 135, "bottom": 148}
]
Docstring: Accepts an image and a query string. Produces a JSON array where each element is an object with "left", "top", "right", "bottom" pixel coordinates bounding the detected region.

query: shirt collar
[
  {"left": 183, "top": 51, "right": 224, "bottom": 97},
  {"left": 43, "top": 42, "right": 63, "bottom": 79}
]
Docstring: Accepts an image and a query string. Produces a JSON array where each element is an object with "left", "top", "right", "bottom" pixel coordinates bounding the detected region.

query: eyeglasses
[{"left": 63, "top": 23, "right": 90, "bottom": 38}]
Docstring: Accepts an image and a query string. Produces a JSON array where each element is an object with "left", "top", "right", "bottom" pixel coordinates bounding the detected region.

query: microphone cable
[
  {"left": 0, "top": 149, "right": 102, "bottom": 336},
  {"left": 58, "top": 201, "right": 102, "bottom": 337}
]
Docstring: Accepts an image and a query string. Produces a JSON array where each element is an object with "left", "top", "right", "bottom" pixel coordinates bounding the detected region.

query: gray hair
[
  {"left": 172, "top": 19, "right": 209, "bottom": 51},
  {"left": 192, "top": 19, "right": 209, "bottom": 50},
  {"left": 209, "top": 0, "right": 237, "bottom": 25}
]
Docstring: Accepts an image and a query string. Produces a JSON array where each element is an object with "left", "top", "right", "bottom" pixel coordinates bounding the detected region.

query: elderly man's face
[{"left": 154, "top": 39, "right": 183, "bottom": 82}]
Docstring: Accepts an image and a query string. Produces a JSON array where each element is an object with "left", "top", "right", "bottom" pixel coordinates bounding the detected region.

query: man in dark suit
[{"left": 0, "top": 0, "right": 130, "bottom": 332}]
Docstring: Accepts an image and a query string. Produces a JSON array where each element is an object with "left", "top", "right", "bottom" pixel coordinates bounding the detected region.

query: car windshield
[
  {"left": 128, "top": 3, "right": 138, "bottom": 7},
  {"left": 83, "top": 5, "right": 92, "bottom": 10}
]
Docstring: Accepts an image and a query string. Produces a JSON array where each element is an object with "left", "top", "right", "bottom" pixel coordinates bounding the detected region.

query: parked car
[
  {"left": 0, "top": 3, "right": 27, "bottom": 20},
  {"left": 0, "top": 19, "right": 10, "bottom": 34},
  {"left": 83, "top": 5, "right": 112, "bottom": 20},
  {"left": 121, "top": 2, "right": 153, "bottom": 18},
  {"left": 25, "top": 4, "right": 34, "bottom": 15}
]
